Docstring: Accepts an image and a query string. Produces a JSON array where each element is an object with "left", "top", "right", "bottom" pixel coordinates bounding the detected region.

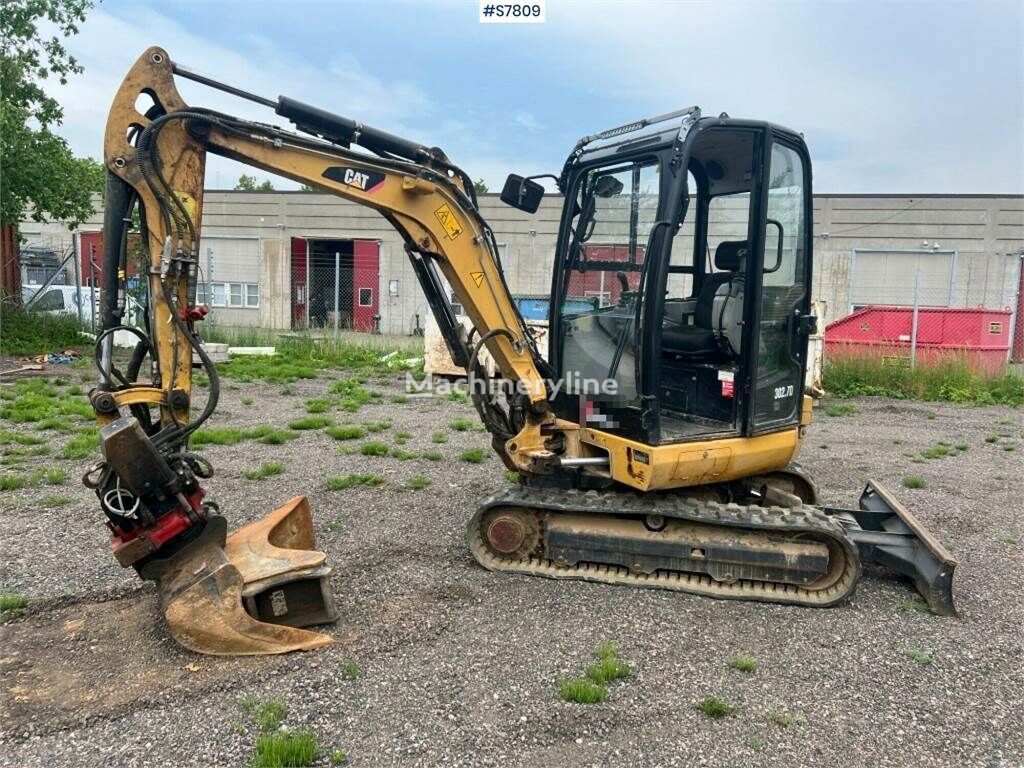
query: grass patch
[
  {"left": 325, "top": 425, "right": 366, "bottom": 441},
  {"left": 749, "top": 735, "right": 766, "bottom": 751},
  {"left": 251, "top": 728, "right": 319, "bottom": 768},
  {"left": 421, "top": 449, "right": 443, "bottom": 461},
  {"left": 304, "top": 398, "right": 331, "bottom": 413},
  {"left": 998, "top": 535, "right": 1018, "bottom": 546},
  {"left": 449, "top": 417, "right": 475, "bottom": 432},
  {"left": 280, "top": 384, "right": 297, "bottom": 396},
  {"left": 394, "top": 431, "right": 412, "bottom": 444},
  {"left": 360, "top": 441, "right": 390, "bottom": 457},
  {"left": 727, "top": 654, "right": 757, "bottom": 673},
  {"left": 768, "top": 710, "right": 795, "bottom": 727},
  {"left": 0, "top": 430, "right": 46, "bottom": 446},
  {"left": 251, "top": 428, "right": 299, "bottom": 445},
  {"left": 506, "top": 470, "right": 520, "bottom": 484},
  {"left": 905, "top": 648, "right": 933, "bottom": 665},
  {"left": 824, "top": 402, "right": 857, "bottom": 417},
  {"left": 330, "top": 749, "right": 347, "bottom": 765},
  {"left": 558, "top": 677, "right": 606, "bottom": 704},
  {"left": 0, "top": 303, "right": 85, "bottom": 356},
  {"left": 341, "top": 661, "right": 360, "bottom": 680},
  {"left": 585, "top": 655, "right": 631, "bottom": 684},
  {"left": 431, "top": 432, "right": 448, "bottom": 444},
  {"left": 390, "top": 395, "right": 409, "bottom": 404},
  {"left": 191, "top": 427, "right": 246, "bottom": 446},
  {"left": 362, "top": 420, "right": 391, "bottom": 433},
  {"left": 920, "top": 443, "right": 955, "bottom": 459},
  {"left": 242, "top": 462, "right": 285, "bottom": 480},
  {"left": 823, "top": 355, "right": 1024, "bottom": 406},
  {"left": 329, "top": 377, "right": 377, "bottom": 412},
  {"left": 406, "top": 474, "right": 431, "bottom": 490},
  {"left": 43, "top": 467, "right": 67, "bottom": 485},
  {"left": 0, "top": 593, "right": 28, "bottom": 620},
  {"left": 696, "top": 696, "right": 735, "bottom": 719},
  {"left": 1003, "top": 444, "right": 1016, "bottom": 452},
  {"left": 323, "top": 475, "right": 385, "bottom": 493},
  {"left": 41, "top": 494, "right": 73, "bottom": 507},
  {"left": 895, "top": 597, "right": 932, "bottom": 614},
  {"left": 60, "top": 430, "right": 99, "bottom": 459},
  {"left": 460, "top": 447, "right": 487, "bottom": 463},
  {"left": 287, "top": 416, "right": 333, "bottom": 431},
  {"left": 0, "top": 473, "right": 27, "bottom": 490},
  {"left": 241, "top": 397, "right": 254, "bottom": 406},
  {"left": 389, "top": 448, "right": 416, "bottom": 460},
  {"left": 902, "top": 475, "right": 926, "bottom": 489}
]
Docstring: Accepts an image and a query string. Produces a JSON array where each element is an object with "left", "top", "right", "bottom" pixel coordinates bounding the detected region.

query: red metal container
[{"left": 825, "top": 306, "right": 1012, "bottom": 374}]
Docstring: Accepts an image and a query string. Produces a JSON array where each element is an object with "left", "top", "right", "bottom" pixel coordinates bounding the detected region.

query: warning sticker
[
  {"left": 470, "top": 271, "right": 485, "bottom": 288},
  {"left": 433, "top": 203, "right": 464, "bottom": 240},
  {"left": 174, "top": 191, "right": 197, "bottom": 223}
]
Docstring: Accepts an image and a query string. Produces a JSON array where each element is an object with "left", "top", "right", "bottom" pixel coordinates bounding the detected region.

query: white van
[{"left": 23, "top": 285, "right": 100, "bottom": 318}]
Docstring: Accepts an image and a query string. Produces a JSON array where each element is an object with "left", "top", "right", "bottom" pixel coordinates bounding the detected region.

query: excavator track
[{"left": 468, "top": 486, "right": 862, "bottom": 608}]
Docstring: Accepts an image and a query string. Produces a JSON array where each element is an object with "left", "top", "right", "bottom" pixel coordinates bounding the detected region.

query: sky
[{"left": 48, "top": 0, "right": 1024, "bottom": 193}]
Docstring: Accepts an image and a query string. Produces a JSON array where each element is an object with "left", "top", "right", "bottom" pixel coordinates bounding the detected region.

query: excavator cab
[{"left": 536, "top": 113, "right": 816, "bottom": 451}]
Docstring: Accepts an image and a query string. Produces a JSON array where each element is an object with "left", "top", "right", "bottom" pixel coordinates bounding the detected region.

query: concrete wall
[{"left": 19, "top": 192, "right": 1024, "bottom": 335}]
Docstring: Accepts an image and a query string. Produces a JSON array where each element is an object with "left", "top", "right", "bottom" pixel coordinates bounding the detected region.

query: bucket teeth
[{"left": 139, "top": 497, "right": 337, "bottom": 656}]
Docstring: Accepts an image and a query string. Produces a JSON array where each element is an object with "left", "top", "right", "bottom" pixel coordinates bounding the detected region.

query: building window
[
  {"left": 200, "top": 282, "right": 259, "bottom": 308},
  {"left": 210, "top": 283, "right": 227, "bottom": 307},
  {"left": 229, "top": 283, "right": 244, "bottom": 307},
  {"left": 196, "top": 283, "right": 207, "bottom": 305},
  {"left": 358, "top": 287, "right": 373, "bottom": 307},
  {"left": 246, "top": 284, "right": 260, "bottom": 308}
]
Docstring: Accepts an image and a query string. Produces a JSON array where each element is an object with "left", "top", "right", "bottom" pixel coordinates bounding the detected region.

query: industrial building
[{"left": 18, "top": 191, "right": 1024, "bottom": 358}]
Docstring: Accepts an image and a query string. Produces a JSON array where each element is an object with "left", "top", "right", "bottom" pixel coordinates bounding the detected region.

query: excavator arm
[{"left": 89, "top": 48, "right": 569, "bottom": 655}]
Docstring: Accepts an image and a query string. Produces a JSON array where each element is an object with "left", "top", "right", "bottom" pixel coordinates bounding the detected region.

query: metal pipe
[
  {"left": 559, "top": 457, "right": 610, "bottom": 468},
  {"left": 333, "top": 250, "right": 340, "bottom": 335},
  {"left": 72, "top": 234, "right": 84, "bottom": 326}
]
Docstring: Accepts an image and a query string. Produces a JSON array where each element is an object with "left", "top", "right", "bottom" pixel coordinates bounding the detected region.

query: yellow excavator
[{"left": 87, "top": 48, "right": 957, "bottom": 656}]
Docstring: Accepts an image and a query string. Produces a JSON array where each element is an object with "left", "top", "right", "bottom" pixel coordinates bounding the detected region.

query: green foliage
[
  {"left": 253, "top": 428, "right": 299, "bottom": 445},
  {"left": 749, "top": 735, "right": 766, "bottom": 752},
  {"left": 1, "top": 0, "right": 102, "bottom": 228},
  {"left": 190, "top": 427, "right": 245, "bottom": 446},
  {"left": 325, "top": 474, "right": 384, "bottom": 490},
  {"left": 251, "top": 698, "right": 287, "bottom": 732},
  {"left": 905, "top": 648, "right": 933, "bottom": 665},
  {"left": 894, "top": 597, "right": 933, "bottom": 614},
  {"left": 431, "top": 431, "right": 448, "bottom": 444},
  {"left": 558, "top": 677, "right": 606, "bottom": 704},
  {"left": 242, "top": 462, "right": 285, "bottom": 481},
  {"left": 727, "top": 654, "right": 758, "bottom": 673},
  {"left": 460, "top": 447, "right": 487, "bottom": 463},
  {"left": 341, "top": 661, "right": 360, "bottom": 680},
  {"left": 768, "top": 710, "right": 794, "bottom": 727},
  {"left": 360, "top": 441, "right": 389, "bottom": 456},
  {"left": 389, "top": 447, "right": 415, "bottom": 460},
  {"left": 449, "top": 418, "right": 475, "bottom": 432},
  {"left": 697, "top": 696, "right": 735, "bottom": 719},
  {"left": 406, "top": 474, "right": 431, "bottom": 490},
  {"left": 287, "top": 416, "right": 332, "bottom": 431},
  {"left": 251, "top": 729, "right": 319, "bottom": 768},
  {"left": 824, "top": 402, "right": 857, "bottom": 417},
  {"left": 420, "top": 449, "right": 443, "bottom": 461},
  {"left": 43, "top": 467, "right": 66, "bottom": 485},
  {"left": 0, "top": 473, "right": 27, "bottom": 490},
  {"left": 902, "top": 475, "right": 925, "bottom": 489},
  {"left": 330, "top": 749, "right": 348, "bottom": 765},
  {"left": 41, "top": 494, "right": 72, "bottom": 507},
  {"left": 305, "top": 398, "right": 330, "bottom": 414},
  {"left": 585, "top": 656, "right": 631, "bottom": 685},
  {"left": 0, "top": 593, "right": 28, "bottom": 620},
  {"left": 920, "top": 443, "right": 955, "bottom": 459},
  {"left": 823, "top": 356, "right": 1024, "bottom": 406},
  {"left": 234, "top": 174, "right": 274, "bottom": 192},
  {"left": 505, "top": 470, "right": 520, "bottom": 484},
  {"left": 60, "top": 429, "right": 98, "bottom": 459},
  {"left": 325, "top": 425, "right": 365, "bottom": 441},
  {"left": 390, "top": 395, "right": 409, "bottom": 404},
  {"left": 362, "top": 420, "right": 391, "bottom": 433},
  {"left": 0, "top": 304, "right": 85, "bottom": 355}
]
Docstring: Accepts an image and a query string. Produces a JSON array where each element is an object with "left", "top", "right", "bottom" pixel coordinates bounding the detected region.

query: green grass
[
  {"left": 823, "top": 355, "right": 1024, "bottom": 406},
  {"left": 460, "top": 448, "right": 487, "bottom": 464},
  {"left": 390, "top": 395, "right": 409, "bottom": 404},
  {"left": 241, "top": 397, "right": 254, "bottom": 406},
  {"left": 43, "top": 467, "right": 67, "bottom": 485},
  {"left": 1003, "top": 444, "right": 1016, "bottom": 452},
  {"left": 251, "top": 729, "right": 319, "bottom": 768},
  {"left": 41, "top": 494, "right": 73, "bottom": 507},
  {"left": 998, "top": 535, "right": 1017, "bottom": 546},
  {"left": 696, "top": 696, "right": 735, "bottom": 719},
  {"left": 252, "top": 428, "right": 299, "bottom": 445},
  {"left": 330, "top": 749, "right": 347, "bottom": 766},
  {"left": 406, "top": 474, "right": 431, "bottom": 490},
  {"left": 902, "top": 475, "right": 926, "bottom": 489},
  {"left": 35, "top": 416, "right": 72, "bottom": 431},
  {"left": 329, "top": 377, "right": 377, "bottom": 412},
  {"left": 389, "top": 448, "right": 416, "bottom": 460},
  {"left": 341, "top": 661, "right": 360, "bottom": 680},
  {"left": 362, "top": 420, "right": 391, "bottom": 433},
  {"left": 0, "top": 303, "right": 85, "bottom": 356},
  {"left": 505, "top": 470, "right": 520, "bottom": 484},
  {"left": 984, "top": 433, "right": 1000, "bottom": 443},
  {"left": 191, "top": 427, "right": 246, "bottom": 446},
  {"left": 0, "top": 430, "right": 46, "bottom": 446},
  {"left": 558, "top": 677, "right": 606, "bottom": 704},
  {"left": 449, "top": 417, "right": 475, "bottom": 432},
  {"left": 394, "top": 431, "right": 412, "bottom": 444},
  {"left": 323, "top": 473, "right": 385, "bottom": 489},
  {"left": 242, "top": 462, "right": 285, "bottom": 480},
  {"left": 920, "top": 443, "right": 955, "bottom": 459},
  {"left": 360, "top": 441, "right": 390, "bottom": 456},
  {"left": 768, "top": 710, "right": 795, "bottom": 727},
  {"left": 287, "top": 416, "right": 333, "bottom": 431},
  {"left": 824, "top": 402, "right": 857, "bottom": 417},
  {"left": 0, "top": 593, "right": 28, "bottom": 620},
  {"left": 60, "top": 430, "right": 99, "bottom": 459},
  {"left": 905, "top": 648, "right": 933, "bottom": 665},
  {"left": 0, "top": 473, "right": 27, "bottom": 490},
  {"left": 895, "top": 597, "right": 933, "bottom": 614},
  {"left": 585, "top": 655, "right": 631, "bottom": 684},
  {"left": 304, "top": 398, "right": 330, "bottom": 413},
  {"left": 325, "top": 425, "right": 366, "bottom": 441},
  {"left": 420, "top": 449, "right": 443, "bottom": 461},
  {"left": 431, "top": 432, "right": 448, "bottom": 444},
  {"left": 280, "top": 384, "right": 297, "bottom": 396},
  {"left": 727, "top": 654, "right": 758, "bottom": 673}
]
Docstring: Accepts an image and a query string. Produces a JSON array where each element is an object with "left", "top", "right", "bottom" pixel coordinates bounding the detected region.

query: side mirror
[{"left": 500, "top": 174, "right": 545, "bottom": 213}]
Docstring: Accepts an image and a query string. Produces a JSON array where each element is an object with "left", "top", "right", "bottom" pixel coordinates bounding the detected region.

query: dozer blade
[
  {"left": 825, "top": 480, "right": 958, "bottom": 616},
  {"left": 139, "top": 497, "right": 337, "bottom": 655}
]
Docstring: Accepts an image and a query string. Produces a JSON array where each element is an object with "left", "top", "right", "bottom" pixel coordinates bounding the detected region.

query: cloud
[{"left": 514, "top": 111, "right": 543, "bottom": 131}]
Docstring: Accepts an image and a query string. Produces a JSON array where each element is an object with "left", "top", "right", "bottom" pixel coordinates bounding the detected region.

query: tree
[
  {"left": 473, "top": 178, "right": 489, "bottom": 194},
  {"left": 1, "top": 0, "right": 104, "bottom": 230},
  {"left": 234, "top": 174, "right": 274, "bottom": 191}
]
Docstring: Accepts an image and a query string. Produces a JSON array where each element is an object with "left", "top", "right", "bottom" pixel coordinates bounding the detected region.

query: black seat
[{"left": 662, "top": 240, "right": 747, "bottom": 357}]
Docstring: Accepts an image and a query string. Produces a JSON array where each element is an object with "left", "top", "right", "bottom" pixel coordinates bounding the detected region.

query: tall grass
[
  {"left": 824, "top": 355, "right": 1023, "bottom": 406},
  {"left": 1, "top": 302, "right": 85, "bottom": 356}
]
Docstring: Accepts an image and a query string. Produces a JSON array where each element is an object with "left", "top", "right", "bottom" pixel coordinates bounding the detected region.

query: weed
[
  {"left": 421, "top": 450, "right": 443, "bottom": 461},
  {"left": 819, "top": 443, "right": 829, "bottom": 450},
  {"left": 326, "top": 474, "right": 385, "bottom": 491},
  {"left": 449, "top": 417, "right": 475, "bottom": 432},
  {"left": 191, "top": 427, "right": 245, "bottom": 447},
  {"left": 288, "top": 416, "right": 332, "bottom": 431},
  {"left": 1003, "top": 444, "right": 1016, "bottom": 452},
  {"left": 727, "top": 654, "right": 757, "bottom": 673},
  {"left": 585, "top": 656, "right": 631, "bottom": 684},
  {"left": 0, "top": 304, "right": 84, "bottom": 356},
  {"left": 243, "top": 462, "right": 285, "bottom": 481},
  {"left": 921, "top": 444, "right": 955, "bottom": 459},
  {"left": 558, "top": 677, "right": 606, "bottom": 704},
  {"left": 999, "top": 535, "right": 1018, "bottom": 546},
  {"left": 330, "top": 749, "right": 348, "bottom": 766},
  {"left": 905, "top": 648, "right": 933, "bottom": 665},
  {"left": 251, "top": 728, "right": 319, "bottom": 767},
  {"left": 44, "top": 467, "right": 67, "bottom": 485},
  {"left": 252, "top": 698, "right": 287, "bottom": 732},
  {"left": 0, "top": 593, "right": 28, "bottom": 619},
  {"left": 389, "top": 448, "right": 416, "bottom": 460},
  {"left": 926, "top": 411, "right": 937, "bottom": 420},
  {"left": 902, "top": 475, "right": 925, "bottom": 489},
  {"left": 594, "top": 641, "right": 619, "bottom": 660},
  {"left": 35, "top": 417, "right": 72, "bottom": 431},
  {"left": 41, "top": 494, "right": 73, "bottom": 507},
  {"left": 360, "top": 442, "right": 390, "bottom": 457},
  {"left": 326, "top": 425, "right": 366, "bottom": 441},
  {"left": 329, "top": 378, "right": 375, "bottom": 412},
  {"left": 696, "top": 696, "right": 734, "bottom": 719},
  {"left": 460, "top": 448, "right": 487, "bottom": 463},
  {"left": 824, "top": 403, "right": 857, "bottom": 417},
  {"left": 305, "top": 398, "right": 331, "bottom": 414},
  {"left": 193, "top": 373, "right": 210, "bottom": 388},
  {"left": 390, "top": 395, "right": 409, "bottom": 404},
  {"left": 406, "top": 474, "right": 431, "bottom": 490},
  {"left": 446, "top": 390, "right": 469, "bottom": 404},
  {"left": 506, "top": 470, "right": 520, "bottom": 484},
  {"left": 341, "top": 661, "right": 360, "bottom": 680},
  {"left": 954, "top": 442, "right": 969, "bottom": 451},
  {"left": 239, "top": 695, "right": 258, "bottom": 716},
  {"left": 241, "top": 397, "right": 254, "bottom": 406},
  {"left": 749, "top": 735, "right": 766, "bottom": 752},
  {"left": 984, "top": 434, "right": 999, "bottom": 443},
  {"left": 362, "top": 420, "right": 391, "bottom": 433},
  {"left": 394, "top": 431, "right": 412, "bottom": 444},
  {"left": 337, "top": 445, "right": 356, "bottom": 455},
  {"left": 996, "top": 417, "right": 1015, "bottom": 426},
  {"left": 768, "top": 710, "right": 794, "bottom": 727},
  {"left": 895, "top": 597, "right": 932, "bottom": 614},
  {"left": 280, "top": 384, "right": 297, "bottom": 396},
  {"left": 254, "top": 428, "right": 299, "bottom": 445},
  {"left": 60, "top": 430, "right": 99, "bottom": 460},
  {"left": 431, "top": 431, "right": 448, "bottom": 444},
  {"left": 0, "top": 473, "right": 27, "bottom": 491},
  {"left": 0, "top": 430, "right": 45, "bottom": 446}
]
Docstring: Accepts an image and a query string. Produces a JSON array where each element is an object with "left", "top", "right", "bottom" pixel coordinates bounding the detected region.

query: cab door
[{"left": 750, "top": 139, "right": 813, "bottom": 432}]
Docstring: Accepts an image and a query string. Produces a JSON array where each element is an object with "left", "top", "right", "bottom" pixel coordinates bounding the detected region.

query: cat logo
[{"left": 321, "top": 166, "right": 386, "bottom": 193}]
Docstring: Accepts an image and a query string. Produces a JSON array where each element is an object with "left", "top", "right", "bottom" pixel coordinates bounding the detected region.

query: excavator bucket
[{"left": 139, "top": 497, "right": 337, "bottom": 655}]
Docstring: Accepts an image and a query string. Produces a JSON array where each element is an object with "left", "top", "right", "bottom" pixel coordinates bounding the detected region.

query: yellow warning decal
[
  {"left": 470, "top": 271, "right": 485, "bottom": 288},
  {"left": 433, "top": 203, "right": 463, "bottom": 240},
  {"left": 174, "top": 191, "right": 198, "bottom": 223}
]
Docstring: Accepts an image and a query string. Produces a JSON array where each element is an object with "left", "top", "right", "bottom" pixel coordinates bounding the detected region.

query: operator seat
[{"left": 662, "top": 240, "right": 747, "bottom": 358}]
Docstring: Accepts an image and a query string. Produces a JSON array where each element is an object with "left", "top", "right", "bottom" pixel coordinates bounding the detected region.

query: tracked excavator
[{"left": 87, "top": 47, "right": 957, "bottom": 656}]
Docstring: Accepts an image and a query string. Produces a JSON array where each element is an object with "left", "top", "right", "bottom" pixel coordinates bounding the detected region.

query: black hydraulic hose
[{"left": 100, "top": 173, "right": 136, "bottom": 330}]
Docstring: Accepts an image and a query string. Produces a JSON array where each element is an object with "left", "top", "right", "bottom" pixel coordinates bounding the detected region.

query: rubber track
[{"left": 467, "top": 486, "right": 862, "bottom": 608}]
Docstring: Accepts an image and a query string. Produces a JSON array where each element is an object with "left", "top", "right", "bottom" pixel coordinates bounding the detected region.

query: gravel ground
[{"left": 1, "top": 367, "right": 1022, "bottom": 768}]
